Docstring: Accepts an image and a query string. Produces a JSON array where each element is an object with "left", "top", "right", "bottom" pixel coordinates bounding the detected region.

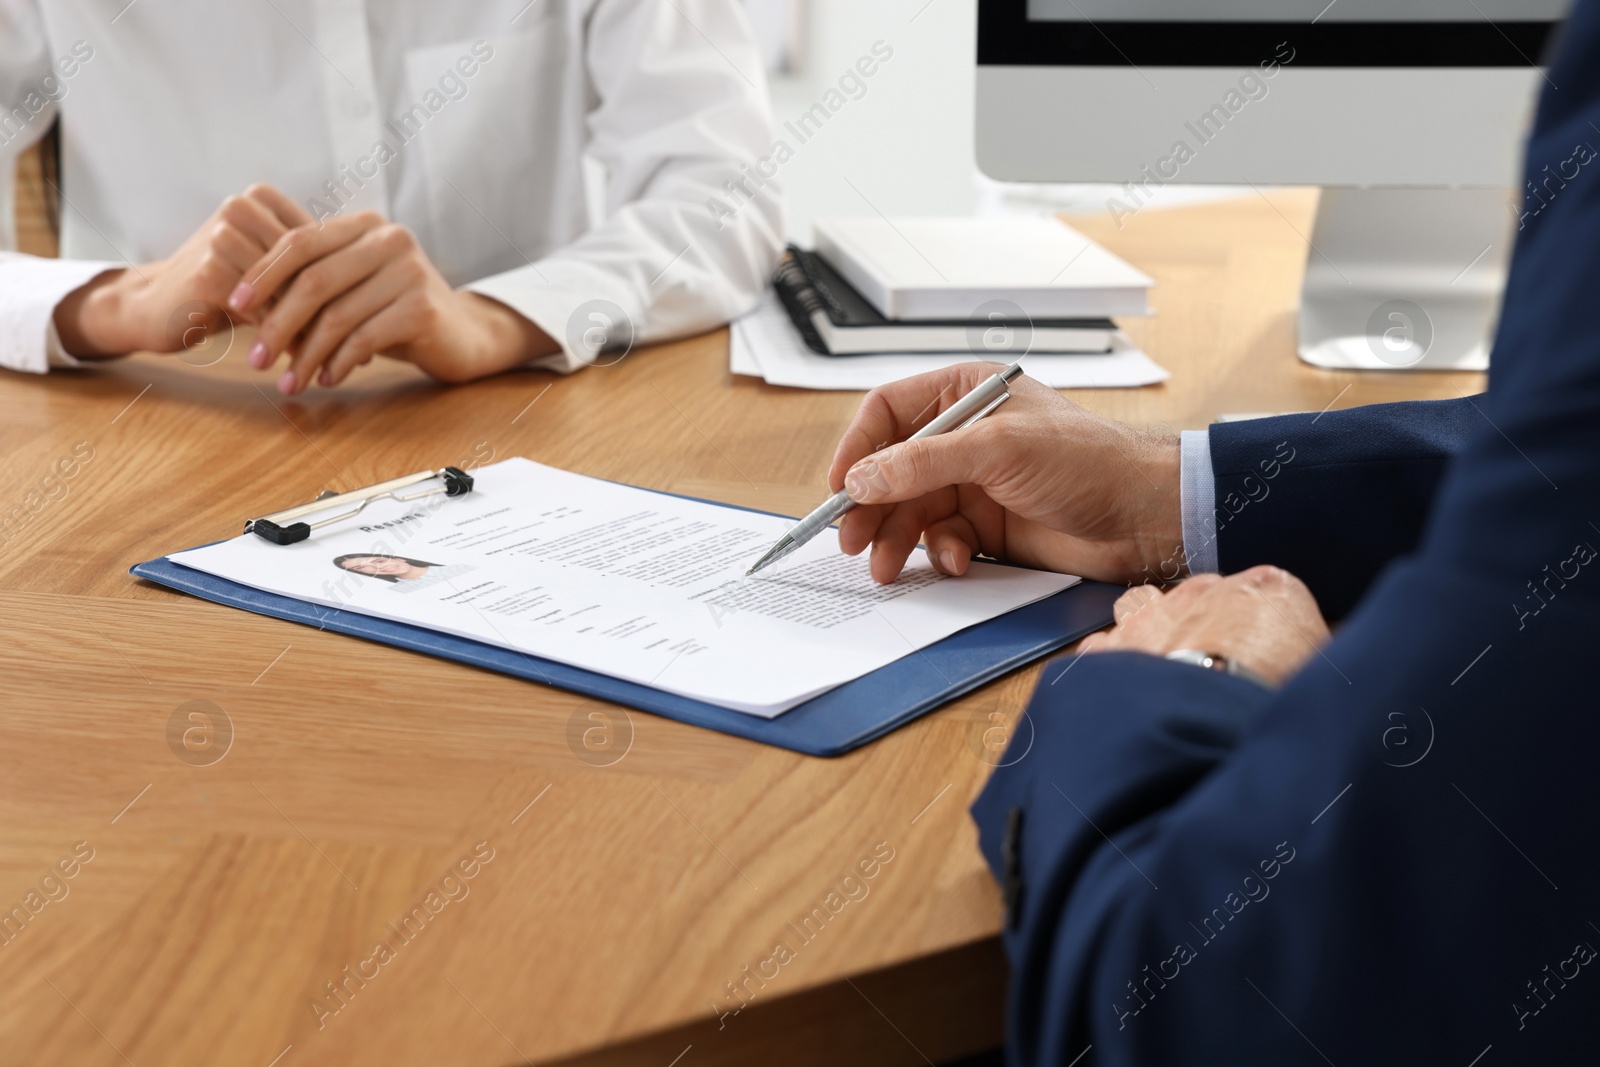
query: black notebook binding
[
  {"left": 772, "top": 245, "right": 840, "bottom": 354},
  {"left": 774, "top": 242, "right": 941, "bottom": 354},
  {"left": 771, "top": 243, "right": 1115, "bottom": 357}
]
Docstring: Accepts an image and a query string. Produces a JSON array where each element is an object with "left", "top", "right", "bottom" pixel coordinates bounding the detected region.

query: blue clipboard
[{"left": 130, "top": 490, "right": 1117, "bottom": 757}]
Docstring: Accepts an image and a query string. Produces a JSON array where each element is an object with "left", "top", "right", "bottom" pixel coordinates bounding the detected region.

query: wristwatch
[{"left": 1165, "top": 648, "right": 1273, "bottom": 689}]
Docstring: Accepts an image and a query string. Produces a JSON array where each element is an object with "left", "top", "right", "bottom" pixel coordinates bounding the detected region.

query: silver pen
[{"left": 746, "top": 360, "right": 1025, "bottom": 576}]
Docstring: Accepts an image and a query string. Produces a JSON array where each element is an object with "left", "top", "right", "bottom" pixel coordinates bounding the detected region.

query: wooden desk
[{"left": 0, "top": 189, "right": 1483, "bottom": 1067}]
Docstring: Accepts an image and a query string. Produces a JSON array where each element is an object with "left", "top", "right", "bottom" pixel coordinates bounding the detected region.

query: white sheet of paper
[
  {"left": 729, "top": 319, "right": 764, "bottom": 376},
  {"left": 730, "top": 291, "right": 1169, "bottom": 390},
  {"left": 169, "top": 459, "right": 1078, "bottom": 717}
]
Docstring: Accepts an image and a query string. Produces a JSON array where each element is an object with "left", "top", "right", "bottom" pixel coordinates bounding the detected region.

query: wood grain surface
[
  {"left": 15, "top": 143, "right": 57, "bottom": 259},
  {"left": 0, "top": 178, "right": 1483, "bottom": 1067}
]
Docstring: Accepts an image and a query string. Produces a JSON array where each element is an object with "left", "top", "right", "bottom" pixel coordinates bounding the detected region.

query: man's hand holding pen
[
  {"left": 826, "top": 361, "right": 1330, "bottom": 684},
  {"left": 828, "top": 362, "right": 1184, "bottom": 586}
]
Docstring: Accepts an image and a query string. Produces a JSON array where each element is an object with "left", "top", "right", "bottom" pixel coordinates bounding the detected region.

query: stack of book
[{"left": 774, "top": 217, "right": 1153, "bottom": 357}]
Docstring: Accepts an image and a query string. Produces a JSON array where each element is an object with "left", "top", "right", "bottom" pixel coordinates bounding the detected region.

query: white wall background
[
  {"left": 754, "top": 0, "right": 1241, "bottom": 243},
  {"left": 761, "top": 0, "right": 983, "bottom": 243}
]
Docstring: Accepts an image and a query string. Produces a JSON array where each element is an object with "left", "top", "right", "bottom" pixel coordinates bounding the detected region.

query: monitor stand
[{"left": 1297, "top": 188, "right": 1513, "bottom": 372}]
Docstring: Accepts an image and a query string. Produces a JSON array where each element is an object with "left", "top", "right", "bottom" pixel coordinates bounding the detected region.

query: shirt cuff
[
  {"left": 0, "top": 257, "right": 122, "bottom": 374},
  {"left": 463, "top": 257, "right": 642, "bottom": 375},
  {"left": 45, "top": 318, "right": 84, "bottom": 369},
  {"left": 1180, "top": 429, "right": 1219, "bottom": 574}
]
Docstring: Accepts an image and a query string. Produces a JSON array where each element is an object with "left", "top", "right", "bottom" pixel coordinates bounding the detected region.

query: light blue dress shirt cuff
[{"left": 1179, "top": 429, "right": 1219, "bottom": 574}]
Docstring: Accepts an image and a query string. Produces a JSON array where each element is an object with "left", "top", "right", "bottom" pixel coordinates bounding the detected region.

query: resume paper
[{"left": 170, "top": 459, "right": 1079, "bottom": 716}]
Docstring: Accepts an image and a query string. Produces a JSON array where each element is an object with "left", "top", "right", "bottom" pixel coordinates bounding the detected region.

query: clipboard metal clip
[{"left": 245, "top": 467, "right": 475, "bottom": 545}]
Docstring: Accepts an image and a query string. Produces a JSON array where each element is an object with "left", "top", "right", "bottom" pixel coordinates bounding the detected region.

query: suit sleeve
[
  {"left": 1207, "top": 396, "right": 1479, "bottom": 618},
  {"left": 973, "top": 550, "right": 1600, "bottom": 1066},
  {"left": 970, "top": 654, "right": 1273, "bottom": 1058}
]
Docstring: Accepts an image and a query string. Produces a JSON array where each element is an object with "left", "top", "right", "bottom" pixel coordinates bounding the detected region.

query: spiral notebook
[{"left": 774, "top": 246, "right": 1116, "bottom": 356}]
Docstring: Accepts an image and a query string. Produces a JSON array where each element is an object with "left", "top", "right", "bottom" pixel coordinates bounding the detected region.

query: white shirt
[
  {"left": 0, "top": 0, "right": 785, "bottom": 375},
  {"left": 1180, "top": 430, "right": 1219, "bottom": 574}
]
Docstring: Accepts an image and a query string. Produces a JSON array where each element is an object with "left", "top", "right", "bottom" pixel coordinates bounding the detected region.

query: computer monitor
[{"left": 975, "top": 0, "right": 1569, "bottom": 371}]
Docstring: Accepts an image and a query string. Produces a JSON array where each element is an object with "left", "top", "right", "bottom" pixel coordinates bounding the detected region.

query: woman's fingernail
[
  {"left": 940, "top": 548, "right": 959, "bottom": 573},
  {"left": 228, "top": 282, "right": 253, "bottom": 311},
  {"left": 247, "top": 341, "right": 269, "bottom": 369},
  {"left": 318, "top": 368, "right": 332, "bottom": 387},
  {"left": 844, "top": 458, "right": 890, "bottom": 501},
  {"left": 277, "top": 370, "right": 296, "bottom": 395}
]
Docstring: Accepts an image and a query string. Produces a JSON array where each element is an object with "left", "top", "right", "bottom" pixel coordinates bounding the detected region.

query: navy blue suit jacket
[
  {"left": 972, "top": 7, "right": 1600, "bottom": 1064},
  {"left": 1210, "top": 396, "right": 1480, "bottom": 621}
]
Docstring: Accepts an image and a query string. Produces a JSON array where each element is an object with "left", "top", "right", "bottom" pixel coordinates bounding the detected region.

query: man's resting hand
[{"left": 1079, "top": 566, "right": 1331, "bottom": 686}]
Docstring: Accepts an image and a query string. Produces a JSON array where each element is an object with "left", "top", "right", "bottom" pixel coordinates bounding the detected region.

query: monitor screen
[
  {"left": 982, "top": 0, "right": 1565, "bottom": 66},
  {"left": 1026, "top": 0, "right": 1562, "bottom": 20}
]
